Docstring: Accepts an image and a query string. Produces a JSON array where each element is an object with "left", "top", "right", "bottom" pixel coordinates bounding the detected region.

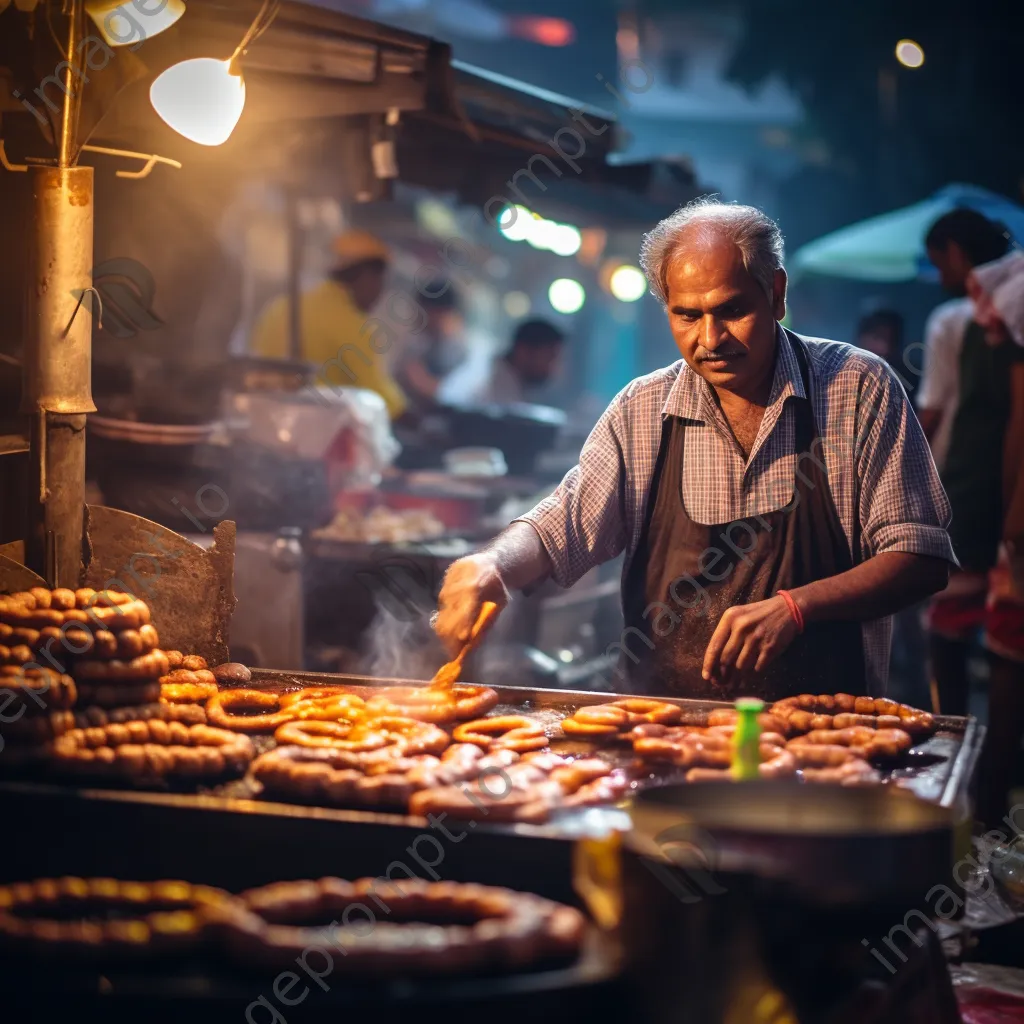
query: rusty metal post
[
  {"left": 20, "top": 0, "right": 95, "bottom": 588},
  {"left": 22, "top": 166, "right": 97, "bottom": 586}
]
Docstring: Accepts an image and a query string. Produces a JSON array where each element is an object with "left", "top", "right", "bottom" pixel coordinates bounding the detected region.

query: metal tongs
[{"left": 430, "top": 601, "right": 499, "bottom": 688}]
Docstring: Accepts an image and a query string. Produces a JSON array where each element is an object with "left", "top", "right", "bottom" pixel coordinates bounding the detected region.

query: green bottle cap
[{"left": 731, "top": 697, "right": 765, "bottom": 780}]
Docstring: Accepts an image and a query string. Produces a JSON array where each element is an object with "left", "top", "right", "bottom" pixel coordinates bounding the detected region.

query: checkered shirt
[{"left": 516, "top": 329, "right": 957, "bottom": 692}]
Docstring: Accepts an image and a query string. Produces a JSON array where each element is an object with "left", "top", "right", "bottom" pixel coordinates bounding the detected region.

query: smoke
[{"left": 358, "top": 603, "right": 446, "bottom": 681}]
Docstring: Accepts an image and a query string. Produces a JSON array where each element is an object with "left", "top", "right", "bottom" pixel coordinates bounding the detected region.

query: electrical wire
[
  {"left": 46, "top": 0, "right": 68, "bottom": 60},
  {"left": 230, "top": 0, "right": 283, "bottom": 65}
]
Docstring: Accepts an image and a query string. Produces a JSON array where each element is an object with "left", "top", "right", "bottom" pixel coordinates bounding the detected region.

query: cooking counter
[{"left": 0, "top": 673, "right": 981, "bottom": 901}]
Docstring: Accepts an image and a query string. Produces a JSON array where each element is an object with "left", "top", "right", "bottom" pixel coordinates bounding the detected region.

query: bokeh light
[
  {"left": 895, "top": 39, "right": 925, "bottom": 68},
  {"left": 548, "top": 279, "right": 585, "bottom": 314},
  {"left": 609, "top": 265, "right": 647, "bottom": 302}
]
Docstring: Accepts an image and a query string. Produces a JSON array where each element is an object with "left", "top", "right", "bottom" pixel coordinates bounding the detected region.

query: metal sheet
[
  {"left": 0, "top": 551, "right": 47, "bottom": 591},
  {"left": 82, "top": 506, "right": 236, "bottom": 665}
]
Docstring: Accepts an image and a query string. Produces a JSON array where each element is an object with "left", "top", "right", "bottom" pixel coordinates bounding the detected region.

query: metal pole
[
  {"left": 22, "top": 0, "right": 95, "bottom": 586},
  {"left": 285, "top": 190, "right": 303, "bottom": 363}
]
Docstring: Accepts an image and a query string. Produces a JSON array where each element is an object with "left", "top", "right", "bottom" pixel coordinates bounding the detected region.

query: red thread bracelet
[{"left": 777, "top": 589, "right": 805, "bottom": 633}]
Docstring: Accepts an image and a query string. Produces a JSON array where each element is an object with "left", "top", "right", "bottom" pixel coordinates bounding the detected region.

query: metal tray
[{"left": 0, "top": 673, "right": 982, "bottom": 901}]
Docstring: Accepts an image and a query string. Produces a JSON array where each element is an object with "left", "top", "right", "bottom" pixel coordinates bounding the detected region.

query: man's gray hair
[{"left": 639, "top": 197, "right": 785, "bottom": 306}]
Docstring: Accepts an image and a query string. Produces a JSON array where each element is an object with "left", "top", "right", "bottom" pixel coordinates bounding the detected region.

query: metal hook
[
  {"left": 62, "top": 286, "right": 103, "bottom": 338},
  {"left": 0, "top": 140, "right": 29, "bottom": 172}
]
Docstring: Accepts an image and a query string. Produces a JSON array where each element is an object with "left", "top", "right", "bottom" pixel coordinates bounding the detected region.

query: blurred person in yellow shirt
[{"left": 251, "top": 230, "right": 408, "bottom": 419}]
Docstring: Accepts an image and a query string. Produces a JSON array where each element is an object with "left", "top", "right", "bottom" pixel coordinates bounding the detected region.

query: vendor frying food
[{"left": 435, "top": 200, "right": 956, "bottom": 700}]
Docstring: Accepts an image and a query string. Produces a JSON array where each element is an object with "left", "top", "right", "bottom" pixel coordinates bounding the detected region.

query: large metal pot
[{"left": 612, "top": 783, "right": 959, "bottom": 1024}]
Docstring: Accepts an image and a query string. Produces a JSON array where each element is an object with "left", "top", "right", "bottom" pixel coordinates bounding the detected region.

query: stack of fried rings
[
  {"left": 52, "top": 722, "right": 255, "bottom": 783},
  {"left": 0, "top": 588, "right": 172, "bottom": 710},
  {"left": 560, "top": 698, "right": 683, "bottom": 738},
  {"left": 159, "top": 652, "right": 219, "bottom": 706},
  {"left": 0, "top": 877, "right": 236, "bottom": 958}
]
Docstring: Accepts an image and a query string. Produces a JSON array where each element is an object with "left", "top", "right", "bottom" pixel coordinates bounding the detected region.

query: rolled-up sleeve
[
  {"left": 855, "top": 362, "right": 959, "bottom": 565},
  {"left": 514, "top": 393, "right": 630, "bottom": 587}
]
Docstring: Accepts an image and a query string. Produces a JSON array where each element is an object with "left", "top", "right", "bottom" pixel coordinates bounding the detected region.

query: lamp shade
[
  {"left": 149, "top": 57, "right": 246, "bottom": 146},
  {"left": 86, "top": 0, "right": 186, "bottom": 47}
]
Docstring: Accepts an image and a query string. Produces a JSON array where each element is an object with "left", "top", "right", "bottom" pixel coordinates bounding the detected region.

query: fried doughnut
[
  {"left": 273, "top": 720, "right": 390, "bottom": 752},
  {"left": 365, "top": 716, "right": 450, "bottom": 756},
  {"left": 772, "top": 693, "right": 935, "bottom": 738},
  {"left": 684, "top": 748, "right": 798, "bottom": 782},
  {"left": 217, "top": 877, "right": 584, "bottom": 975},
  {"left": 633, "top": 726, "right": 789, "bottom": 769},
  {"left": 831, "top": 712, "right": 903, "bottom": 731},
  {"left": 205, "top": 689, "right": 292, "bottom": 732},
  {"left": 74, "top": 702, "right": 207, "bottom": 728},
  {"left": 453, "top": 715, "right": 548, "bottom": 752},
  {"left": 278, "top": 687, "right": 352, "bottom": 708},
  {"left": 560, "top": 704, "right": 630, "bottom": 737},
  {"left": 160, "top": 685, "right": 214, "bottom": 706},
  {"left": 801, "top": 758, "right": 882, "bottom": 785},
  {"left": 165, "top": 650, "right": 184, "bottom": 670},
  {"left": 707, "top": 708, "right": 794, "bottom": 737},
  {"left": 252, "top": 743, "right": 503, "bottom": 808},
  {"left": 0, "top": 877, "right": 234, "bottom": 957},
  {"left": 52, "top": 722, "right": 253, "bottom": 783},
  {"left": 75, "top": 681, "right": 162, "bottom": 708},
  {"left": 58, "top": 624, "right": 161, "bottom": 660},
  {"left": 0, "top": 603, "right": 66, "bottom": 629},
  {"left": 73, "top": 589, "right": 135, "bottom": 609},
  {"left": 786, "top": 743, "right": 859, "bottom": 768},
  {"left": 0, "top": 665, "right": 77, "bottom": 710},
  {"left": 211, "top": 662, "right": 251, "bottom": 685},
  {"left": 365, "top": 684, "right": 499, "bottom": 723},
  {"left": 608, "top": 698, "right": 682, "bottom": 725},
  {"left": 409, "top": 754, "right": 622, "bottom": 823},
  {"left": 788, "top": 726, "right": 912, "bottom": 761},
  {"left": 181, "top": 655, "right": 208, "bottom": 672},
  {"left": 160, "top": 674, "right": 219, "bottom": 705},
  {"left": 0, "top": 643, "right": 35, "bottom": 666},
  {"left": 283, "top": 693, "right": 367, "bottom": 721},
  {"left": 0, "top": 623, "right": 40, "bottom": 648},
  {"left": 74, "top": 650, "right": 170, "bottom": 683},
  {"left": 3, "top": 709, "right": 77, "bottom": 745}
]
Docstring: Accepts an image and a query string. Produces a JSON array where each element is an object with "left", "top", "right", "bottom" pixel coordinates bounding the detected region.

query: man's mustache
[{"left": 695, "top": 347, "right": 746, "bottom": 362}]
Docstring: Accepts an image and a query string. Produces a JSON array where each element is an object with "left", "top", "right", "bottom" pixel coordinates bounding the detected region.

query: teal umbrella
[{"left": 791, "top": 184, "right": 1024, "bottom": 282}]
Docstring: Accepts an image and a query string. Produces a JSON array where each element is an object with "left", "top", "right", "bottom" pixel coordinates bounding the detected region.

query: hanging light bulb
[
  {"left": 85, "top": 0, "right": 186, "bottom": 47},
  {"left": 149, "top": 0, "right": 280, "bottom": 146},
  {"left": 150, "top": 58, "right": 246, "bottom": 146}
]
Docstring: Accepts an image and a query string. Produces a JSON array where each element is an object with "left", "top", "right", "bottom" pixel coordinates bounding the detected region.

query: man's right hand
[{"left": 434, "top": 553, "right": 509, "bottom": 657}]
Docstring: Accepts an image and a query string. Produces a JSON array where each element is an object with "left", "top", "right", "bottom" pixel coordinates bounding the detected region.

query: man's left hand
[{"left": 702, "top": 596, "right": 800, "bottom": 685}]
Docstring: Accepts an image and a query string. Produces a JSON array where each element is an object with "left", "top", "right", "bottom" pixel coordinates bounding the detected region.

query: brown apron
[{"left": 621, "top": 332, "right": 866, "bottom": 701}]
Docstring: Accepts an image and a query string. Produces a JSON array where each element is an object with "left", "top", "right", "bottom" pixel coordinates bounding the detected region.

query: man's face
[
  {"left": 857, "top": 329, "right": 895, "bottom": 361},
  {"left": 348, "top": 263, "right": 387, "bottom": 313},
  {"left": 927, "top": 241, "right": 972, "bottom": 295},
  {"left": 518, "top": 343, "right": 563, "bottom": 386},
  {"left": 665, "top": 230, "right": 785, "bottom": 397}
]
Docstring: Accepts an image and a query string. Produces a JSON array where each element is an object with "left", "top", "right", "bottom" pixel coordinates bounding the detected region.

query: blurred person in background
[
  {"left": 467, "top": 318, "right": 566, "bottom": 406},
  {"left": 251, "top": 230, "right": 409, "bottom": 421},
  {"left": 917, "top": 209, "right": 1024, "bottom": 822},
  {"left": 394, "top": 280, "right": 466, "bottom": 412},
  {"left": 856, "top": 309, "right": 928, "bottom": 707},
  {"left": 964, "top": 248, "right": 1024, "bottom": 823}
]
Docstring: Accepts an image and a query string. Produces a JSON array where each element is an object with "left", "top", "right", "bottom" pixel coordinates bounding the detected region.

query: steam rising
[{"left": 359, "top": 604, "right": 445, "bottom": 681}]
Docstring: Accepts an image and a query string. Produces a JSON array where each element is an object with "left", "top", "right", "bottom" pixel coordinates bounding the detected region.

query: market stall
[{"left": 0, "top": 4, "right": 1019, "bottom": 1023}]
